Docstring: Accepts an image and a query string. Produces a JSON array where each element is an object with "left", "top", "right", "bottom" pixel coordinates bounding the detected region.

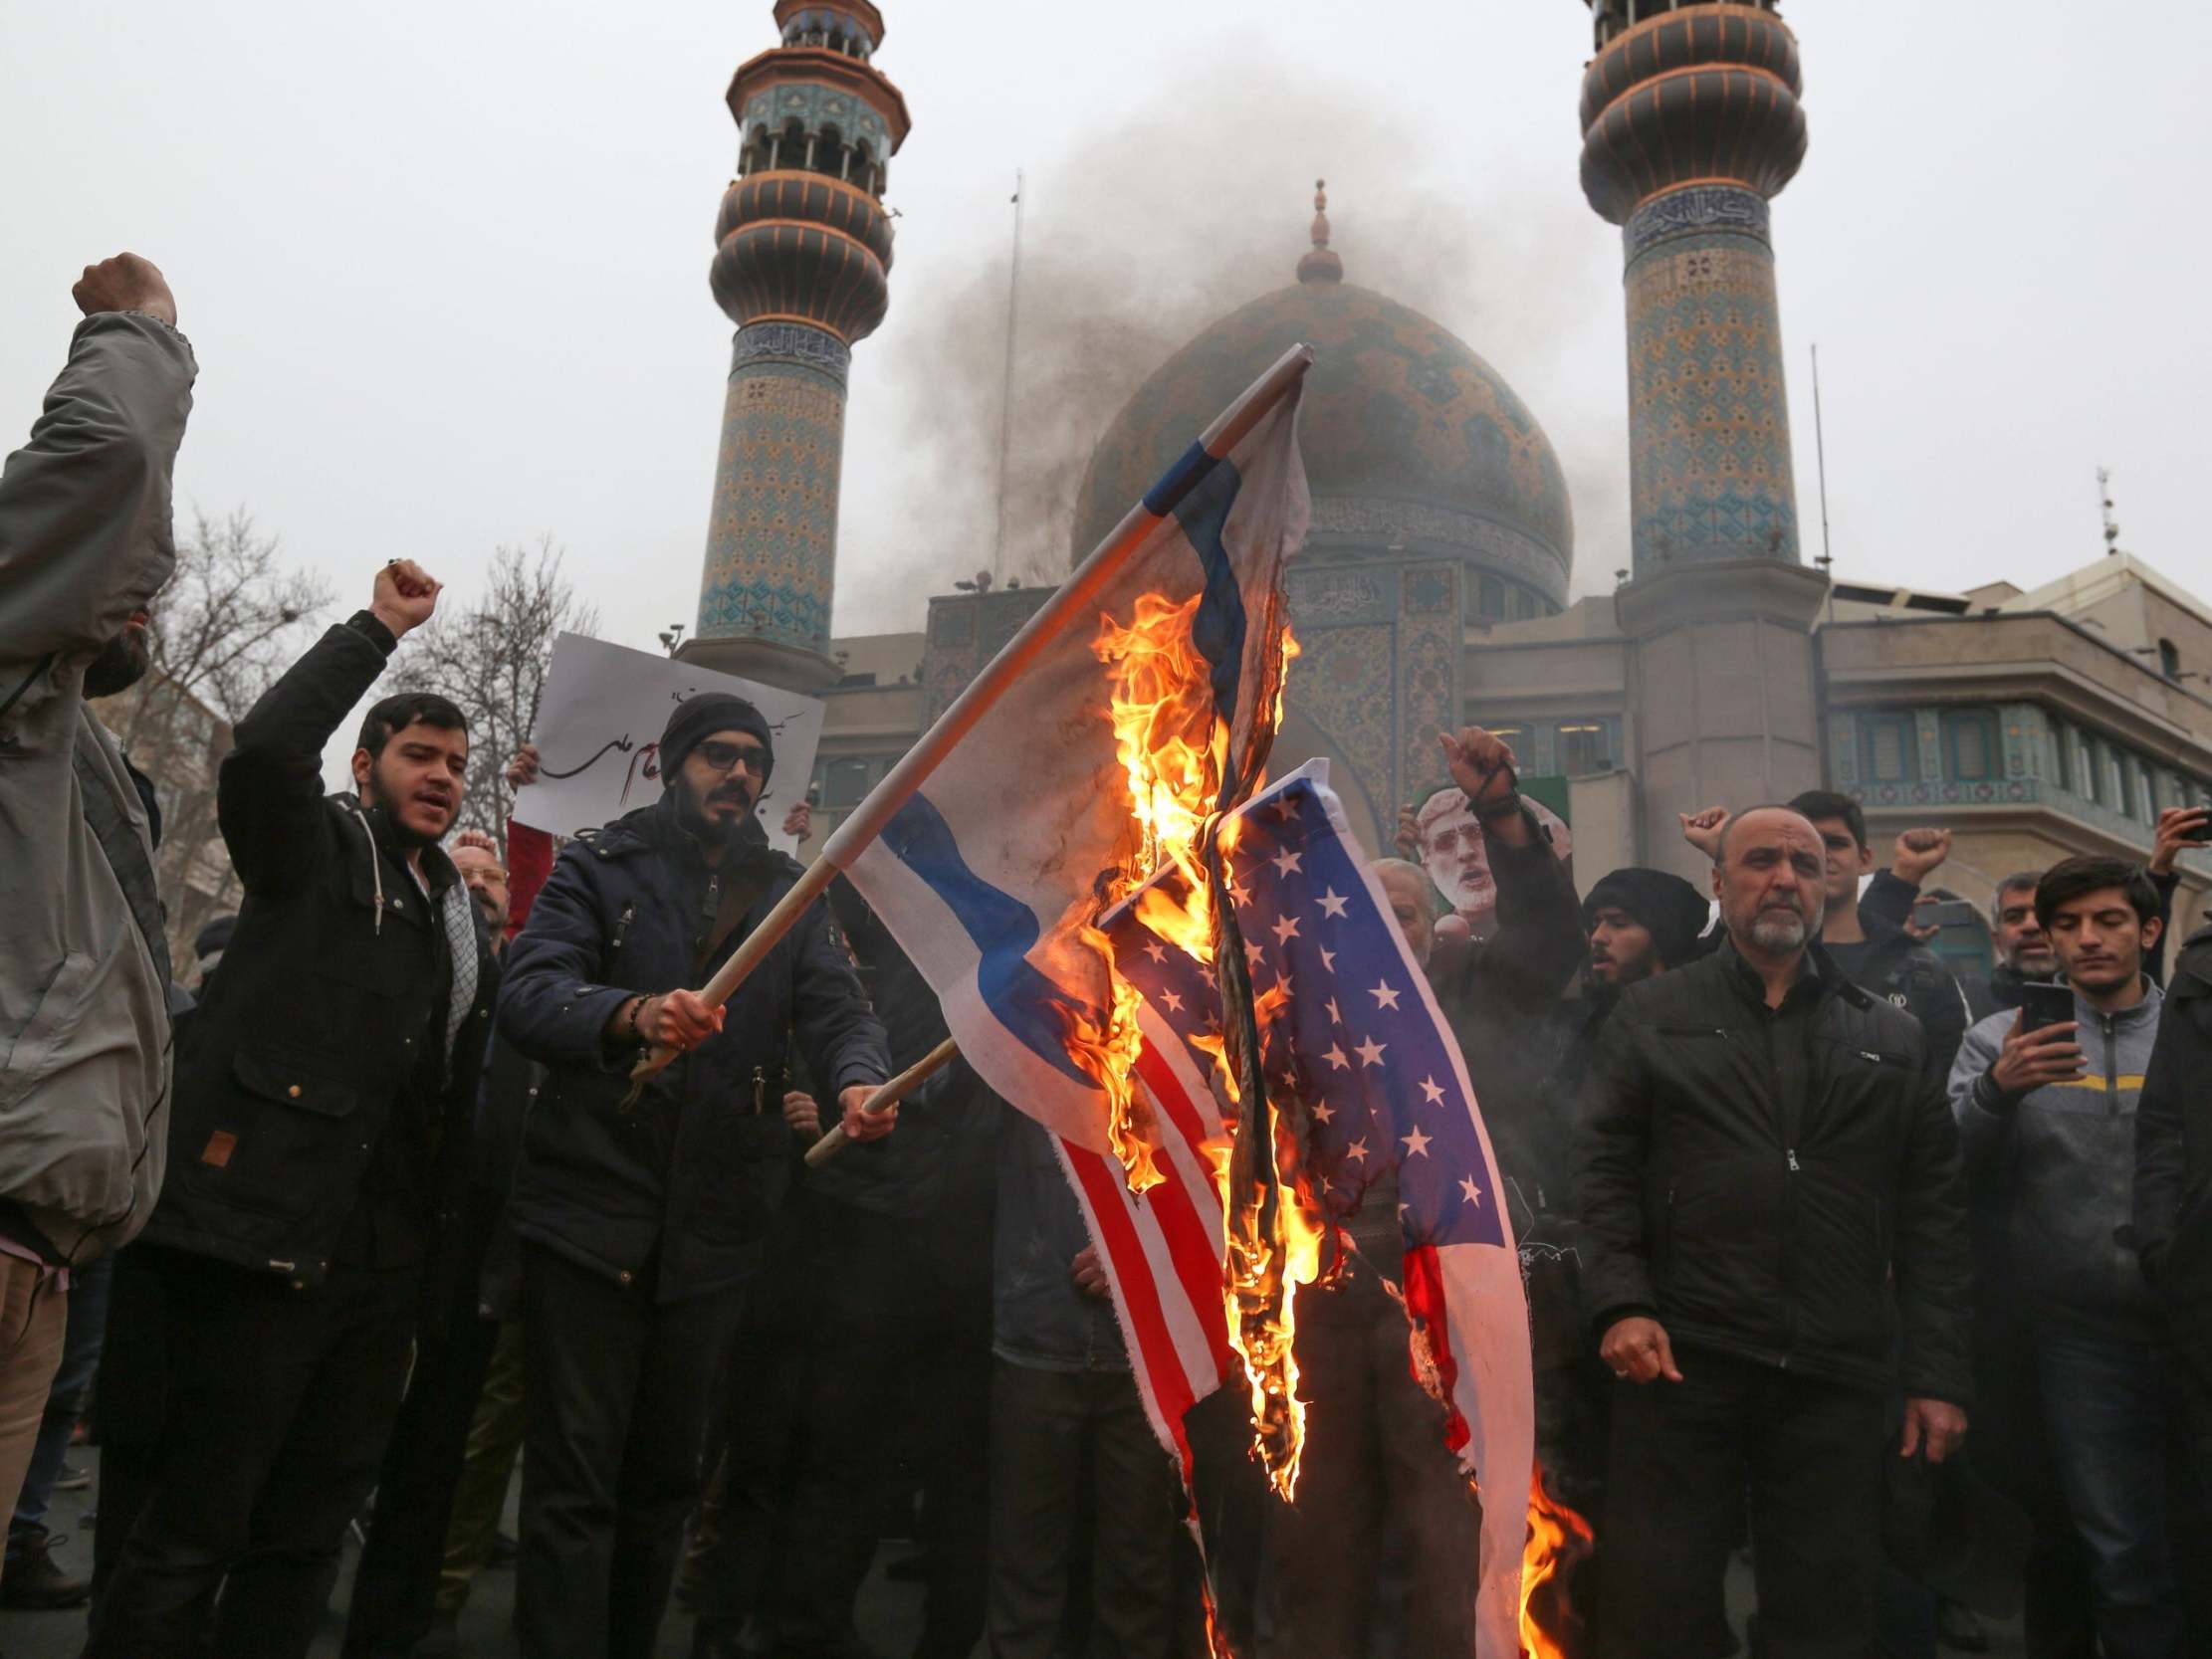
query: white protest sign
[{"left": 516, "top": 633, "right": 824, "bottom": 855}]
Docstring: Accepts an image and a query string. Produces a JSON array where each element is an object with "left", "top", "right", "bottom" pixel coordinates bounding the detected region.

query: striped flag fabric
[{"left": 1111, "top": 760, "right": 1535, "bottom": 1658}]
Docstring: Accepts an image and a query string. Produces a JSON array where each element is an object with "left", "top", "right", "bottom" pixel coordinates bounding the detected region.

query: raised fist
[
  {"left": 1890, "top": 827, "right": 1950, "bottom": 885},
  {"left": 73, "top": 254, "right": 177, "bottom": 326},
  {"left": 1678, "top": 806, "right": 1730, "bottom": 863},
  {"left": 370, "top": 559, "right": 441, "bottom": 639},
  {"left": 506, "top": 744, "right": 541, "bottom": 790},
  {"left": 1438, "top": 726, "right": 1518, "bottom": 816}
]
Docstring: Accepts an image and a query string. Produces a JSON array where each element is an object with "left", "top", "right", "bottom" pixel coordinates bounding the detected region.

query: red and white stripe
[{"left": 1052, "top": 1001, "right": 1236, "bottom": 1466}]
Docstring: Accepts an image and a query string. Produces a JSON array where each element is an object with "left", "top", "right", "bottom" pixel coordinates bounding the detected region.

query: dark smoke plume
[{"left": 835, "top": 47, "right": 1624, "bottom": 629}]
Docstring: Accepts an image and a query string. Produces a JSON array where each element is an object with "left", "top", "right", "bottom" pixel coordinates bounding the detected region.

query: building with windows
[{"left": 688, "top": 1, "right": 2210, "bottom": 929}]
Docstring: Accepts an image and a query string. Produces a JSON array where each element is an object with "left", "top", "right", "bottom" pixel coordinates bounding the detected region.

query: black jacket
[
  {"left": 144, "top": 615, "right": 497, "bottom": 1287},
  {"left": 497, "top": 793, "right": 889, "bottom": 1303},
  {"left": 1832, "top": 911, "right": 1972, "bottom": 1084},
  {"left": 1576, "top": 938, "right": 1974, "bottom": 1404},
  {"left": 1427, "top": 805, "right": 1589, "bottom": 1211},
  {"left": 2136, "top": 925, "right": 2212, "bottom": 1325}
]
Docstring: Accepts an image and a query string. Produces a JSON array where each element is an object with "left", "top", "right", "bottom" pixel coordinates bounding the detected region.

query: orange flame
[
  {"left": 1093, "top": 593, "right": 1325, "bottom": 1498},
  {"left": 1519, "top": 1466, "right": 1595, "bottom": 1659}
]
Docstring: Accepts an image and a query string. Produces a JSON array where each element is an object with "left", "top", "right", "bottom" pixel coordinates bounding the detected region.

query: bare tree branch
[
  {"left": 94, "top": 506, "right": 333, "bottom": 969},
  {"left": 389, "top": 536, "right": 598, "bottom": 841}
]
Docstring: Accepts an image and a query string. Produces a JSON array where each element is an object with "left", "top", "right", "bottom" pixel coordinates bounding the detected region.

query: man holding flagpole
[{"left": 494, "top": 693, "right": 890, "bottom": 1659}]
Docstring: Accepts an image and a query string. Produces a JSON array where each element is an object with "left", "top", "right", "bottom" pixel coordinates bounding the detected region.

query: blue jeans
[
  {"left": 8, "top": 1252, "right": 112, "bottom": 1551},
  {"left": 2037, "top": 1327, "right": 2185, "bottom": 1659}
]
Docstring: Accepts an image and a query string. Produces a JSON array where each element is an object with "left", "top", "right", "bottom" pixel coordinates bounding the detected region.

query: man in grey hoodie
[
  {"left": 0, "top": 254, "right": 195, "bottom": 1550},
  {"left": 1948, "top": 856, "right": 2185, "bottom": 1659}
]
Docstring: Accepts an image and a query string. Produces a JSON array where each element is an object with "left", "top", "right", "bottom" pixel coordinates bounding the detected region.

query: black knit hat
[
  {"left": 659, "top": 693, "right": 774, "bottom": 784},
  {"left": 1583, "top": 866, "right": 1708, "bottom": 973}
]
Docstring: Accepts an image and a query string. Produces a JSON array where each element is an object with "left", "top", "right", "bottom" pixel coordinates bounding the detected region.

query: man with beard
[
  {"left": 496, "top": 692, "right": 891, "bottom": 1659},
  {"left": 340, "top": 824, "right": 517, "bottom": 1659},
  {"left": 0, "top": 254, "right": 194, "bottom": 1559},
  {"left": 89, "top": 559, "right": 500, "bottom": 1659},
  {"left": 1578, "top": 806, "right": 1973, "bottom": 1659}
]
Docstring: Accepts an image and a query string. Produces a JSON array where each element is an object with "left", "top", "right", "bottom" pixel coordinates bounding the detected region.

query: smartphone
[
  {"left": 1915, "top": 899, "right": 1979, "bottom": 931},
  {"left": 2019, "top": 982, "right": 2075, "bottom": 1034},
  {"left": 2181, "top": 809, "right": 2212, "bottom": 846}
]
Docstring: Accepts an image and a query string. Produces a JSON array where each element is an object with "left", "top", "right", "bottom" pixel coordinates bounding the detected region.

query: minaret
[
  {"left": 1577, "top": 2, "right": 1828, "bottom": 877},
  {"left": 684, "top": 1, "right": 910, "bottom": 693},
  {"left": 1579, "top": 0, "right": 1806, "bottom": 570}
]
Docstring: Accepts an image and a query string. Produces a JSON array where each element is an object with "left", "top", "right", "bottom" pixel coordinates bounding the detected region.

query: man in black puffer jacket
[
  {"left": 1577, "top": 804, "right": 1974, "bottom": 1659},
  {"left": 2137, "top": 918, "right": 2212, "bottom": 1549},
  {"left": 91, "top": 560, "right": 498, "bottom": 1659},
  {"left": 496, "top": 691, "right": 890, "bottom": 1659}
]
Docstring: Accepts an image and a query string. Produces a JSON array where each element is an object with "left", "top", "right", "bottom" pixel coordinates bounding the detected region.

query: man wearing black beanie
[
  {"left": 495, "top": 691, "right": 891, "bottom": 1659},
  {"left": 1582, "top": 866, "right": 1709, "bottom": 993}
]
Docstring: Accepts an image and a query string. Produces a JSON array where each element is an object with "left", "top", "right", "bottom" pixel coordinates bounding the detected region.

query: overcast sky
[{"left": 6, "top": 1, "right": 2208, "bottom": 720}]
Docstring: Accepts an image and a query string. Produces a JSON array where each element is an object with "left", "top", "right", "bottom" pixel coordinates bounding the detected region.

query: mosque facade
[{"left": 692, "top": 0, "right": 2212, "bottom": 930}]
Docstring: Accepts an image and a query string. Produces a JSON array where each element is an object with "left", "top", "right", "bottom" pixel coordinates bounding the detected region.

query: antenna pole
[
  {"left": 1811, "top": 342, "right": 1834, "bottom": 573},
  {"left": 991, "top": 167, "right": 1026, "bottom": 575}
]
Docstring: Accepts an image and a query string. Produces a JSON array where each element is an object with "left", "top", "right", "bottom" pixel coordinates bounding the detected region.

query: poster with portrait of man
[{"left": 1410, "top": 775, "right": 1574, "bottom": 938}]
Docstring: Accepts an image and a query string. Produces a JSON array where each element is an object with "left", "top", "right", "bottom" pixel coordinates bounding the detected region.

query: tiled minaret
[
  {"left": 1577, "top": 2, "right": 1829, "bottom": 878},
  {"left": 1578, "top": 0, "right": 1806, "bottom": 571},
  {"left": 685, "top": 1, "right": 910, "bottom": 693}
]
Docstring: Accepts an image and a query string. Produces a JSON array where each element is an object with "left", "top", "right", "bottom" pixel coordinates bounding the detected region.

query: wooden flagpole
[
  {"left": 624, "top": 344, "right": 1312, "bottom": 1093},
  {"left": 801, "top": 1036, "right": 960, "bottom": 1167}
]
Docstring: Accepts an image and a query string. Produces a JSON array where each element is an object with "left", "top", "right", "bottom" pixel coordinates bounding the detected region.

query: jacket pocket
[
  {"left": 0, "top": 951, "right": 96, "bottom": 1112},
  {"left": 234, "top": 1047, "right": 361, "bottom": 1119}
]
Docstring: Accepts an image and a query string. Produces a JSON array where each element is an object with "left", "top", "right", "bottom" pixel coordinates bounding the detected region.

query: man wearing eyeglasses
[{"left": 495, "top": 691, "right": 891, "bottom": 1659}]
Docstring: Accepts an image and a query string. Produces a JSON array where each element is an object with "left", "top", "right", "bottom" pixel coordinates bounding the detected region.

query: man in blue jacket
[{"left": 497, "top": 691, "right": 891, "bottom": 1659}]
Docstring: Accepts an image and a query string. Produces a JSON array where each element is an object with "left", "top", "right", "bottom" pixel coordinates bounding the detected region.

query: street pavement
[{"left": 1, "top": 1449, "right": 2031, "bottom": 1657}]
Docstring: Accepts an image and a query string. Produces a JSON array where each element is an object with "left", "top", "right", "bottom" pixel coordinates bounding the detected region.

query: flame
[
  {"left": 1519, "top": 1466, "right": 1595, "bottom": 1659},
  {"left": 1093, "top": 593, "right": 1325, "bottom": 1499}
]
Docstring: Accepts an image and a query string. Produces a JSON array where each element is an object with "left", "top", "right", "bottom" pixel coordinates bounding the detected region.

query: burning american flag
[{"left": 1108, "top": 761, "right": 1537, "bottom": 1658}]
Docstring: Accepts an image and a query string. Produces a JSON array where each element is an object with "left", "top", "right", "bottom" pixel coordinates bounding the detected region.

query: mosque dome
[{"left": 1070, "top": 183, "right": 1575, "bottom": 617}]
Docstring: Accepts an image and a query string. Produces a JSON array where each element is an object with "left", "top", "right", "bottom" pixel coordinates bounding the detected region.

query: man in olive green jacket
[{"left": 0, "top": 254, "right": 196, "bottom": 1538}]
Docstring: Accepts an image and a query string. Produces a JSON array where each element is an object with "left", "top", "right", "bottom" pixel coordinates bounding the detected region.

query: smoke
[{"left": 836, "top": 45, "right": 1627, "bottom": 630}]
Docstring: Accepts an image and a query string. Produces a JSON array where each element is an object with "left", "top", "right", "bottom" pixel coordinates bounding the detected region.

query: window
[
  {"left": 1860, "top": 715, "right": 1912, "bottom": 784},
  {"left": 1559, "top": 722, "right": 1612, "bottom": 776},
  {"left": 1506, "top": 587, "right": 1527, "bottom": 621},
  {"left": 2080, "top": 735, "right": 2101, "bottom": 804},
  {"left": 2160, "top": 639, "right": 2181, "bottom": 681},
  {"left": 2051, "top": 719, "right": 2074, "bottom": 792},
  {"left": 1942, "top": 712, "right": 1997, "bottom": 781},
  {"left": 1477, "top": 576, "right": 1505, "bottom": 620},
  {"left": 820, "top": 756, "right": 875, "bottom": 809}
]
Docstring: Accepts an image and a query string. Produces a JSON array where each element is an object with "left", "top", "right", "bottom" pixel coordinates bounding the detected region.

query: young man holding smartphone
[{"left": 1947, "top": 857, "right": 2188, "bottom": 1659}]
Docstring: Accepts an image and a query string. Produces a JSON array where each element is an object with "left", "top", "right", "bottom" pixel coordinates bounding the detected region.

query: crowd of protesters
[{"left": 4, "top": 252, "right": 2211, "bottom": 1659}]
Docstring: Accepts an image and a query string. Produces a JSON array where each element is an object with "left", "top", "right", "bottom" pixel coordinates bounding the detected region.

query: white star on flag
[
  {"left": 1346, "top": 1138, "right": 1369, "bottom": 1162},
  {"left": 1322, "top": 1044, "right": 1351, "bottom": 1072},
  {"left": 1319, "top": 947, "right": 1336, "bottom": 973},
  {"left": 1355, "top": 1035, "right": 1387, "bottom": 1068},
  {"left": 1143, "top": 938, "right": 1167, "bottom": 963},
  {"left": 1402, "top": 1127, "right": 1433, "bottom": 1158},
  {"left": 1316, "top": 888, "right": 1350, "bottom": 919},
  {"left": 1325, "top": 998, "right": 1342, "bottom": 1024},
  {"left": 1312, "top": 1101, "right": 1334, "bottom": 1123},
  {"left": 1420, "top": 1076, "right": 1445, "bottom": 1105},
  {"left": 1459, "top": 1177, "right": 1483, "bottom": 1206},
  {"left": 1369, "top": 978, "right": 1401, "bottom": 1011},
  {"left": 1271, "top": 848, "right": 1303, "bottom": 877},
  {"left": 1159, "top": 988, "right": 1184, "bottom": 1013},
  {"left": 1271, "top": 915, "right": 1300, "bottom": 945}
]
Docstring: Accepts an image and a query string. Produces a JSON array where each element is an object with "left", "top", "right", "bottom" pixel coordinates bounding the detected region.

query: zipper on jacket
[
  {"left": 2102, "top": 1011, "right": 2118, "bottom": 1116},
  {"left": 610, "top": 900, "right": 637, "bottom": 963}
]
